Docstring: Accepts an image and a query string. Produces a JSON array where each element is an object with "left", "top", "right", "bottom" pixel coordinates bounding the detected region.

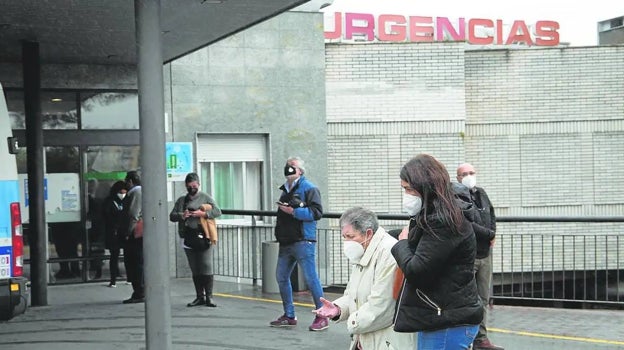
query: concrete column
[
  {"left": 134, "top": 1, "right": 172, "bottom": 349},
  {"left": 22, "top": 40, "right": 47, "bottom": 306}
]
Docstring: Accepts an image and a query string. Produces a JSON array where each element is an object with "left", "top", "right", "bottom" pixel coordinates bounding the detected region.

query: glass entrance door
[{"left": 83, "top": 145, "right": 140, "bottom": 284}]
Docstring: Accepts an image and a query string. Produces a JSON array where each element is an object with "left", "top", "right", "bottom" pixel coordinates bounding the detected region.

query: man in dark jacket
[
  {"left": 457, "top": 163, "right": 503, "bottom": 350},
  {"left": 120, "top": 171, "right": 144, "bottom": 304}
]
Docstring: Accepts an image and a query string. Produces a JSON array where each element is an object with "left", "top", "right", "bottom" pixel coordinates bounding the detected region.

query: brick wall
[
  {"left": 326, "top": 42, "right": 468, "bottom": 215},
  {"left": 465, "top": 46, "right": 624, "bottom": 217},
  {"left": 326, "top": 42, "right": 624, "bottom": 218}
]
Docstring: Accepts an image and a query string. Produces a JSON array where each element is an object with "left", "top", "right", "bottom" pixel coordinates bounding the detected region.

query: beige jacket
[
  {"left": 199, "top": 203, "right": 218, "bottom": 244},
  {"left": 332, "top": 228, "right": 415, "bottom": 350}
]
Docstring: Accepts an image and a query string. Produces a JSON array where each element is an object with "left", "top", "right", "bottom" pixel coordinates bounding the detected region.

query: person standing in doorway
[
  {"left": 121, "top": 171, "right": 144, "bottom": 304},
  {"left": 270, "top": 156, "right": 328, "bottom": 331},
  {"left": 456, "top": 163, "right": 503, "bottom": 350},
  {"left": 170, "top": 172, "right": 222, "bottom": 307},
  {"left": 87, "top": 179, "right": 105, "bottom": 279},
  {"left": 102, "top": 180, "right": 127, "bottom": 288}
]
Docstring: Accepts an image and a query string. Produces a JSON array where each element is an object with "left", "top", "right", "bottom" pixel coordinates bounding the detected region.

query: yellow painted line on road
[
  {"left": 214, "top": 292, "right": 315, "bottom": 308},
  {"left": 216, "top": 292, "right": 624, "bottom": 346},
  {"left": 489, "top": 327, "right": 624, "bottom": 346}
]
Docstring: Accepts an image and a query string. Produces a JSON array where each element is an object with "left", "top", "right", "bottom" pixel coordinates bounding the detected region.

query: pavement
[{"left": 0, "top": 278, "right": 623, "bottom": 350}]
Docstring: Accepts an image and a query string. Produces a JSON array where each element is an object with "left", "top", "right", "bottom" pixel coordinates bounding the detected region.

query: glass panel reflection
[
  {"left": 80, "top": 92, "right": 139, "bottom": 129},
  {"left": 42, "top": 92, "right": 78, "bottom": 130},
  {"left": 86, "top": 146, "right": 141, "bottom": 176},
  {"left": 5, "top": 90, "right": 25, "bottom": 129},
  {"left": 4, "top": 90, "right": 78, "bottom": 130}
]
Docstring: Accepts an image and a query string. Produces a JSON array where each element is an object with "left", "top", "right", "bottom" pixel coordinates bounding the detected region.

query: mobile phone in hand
[{"left": 276, "top": 201, "right": 287, "bottom": 206}]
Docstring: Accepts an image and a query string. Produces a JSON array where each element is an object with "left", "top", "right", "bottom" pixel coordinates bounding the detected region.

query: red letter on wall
[
  {"left": 505, "top": 20, "right": 534, "bottom": 46},
  {"left": 535, "top": 20, "right": 560, "bottom": 46},
  {"left": 324, "top": 12, "right": 342, "bottom": 40},
  {"left": 345, "top": 13, "right": 376, "bottom": 41},
  {"left": 378, "top": 14, "right": 407, "bottom": 42},
  {"left": 409, "top": 16, "right": 434, "bottom": 42},
  {"left": 468, "top": 18, "right": 494, "bottom": 45},
  {"left": 436, "top": 17, "right": 465, "bottom": 42}
]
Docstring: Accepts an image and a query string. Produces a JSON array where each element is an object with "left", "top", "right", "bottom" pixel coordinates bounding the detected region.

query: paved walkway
[{"left": 0, "top": 278, "right": 623, "bottom": 349}]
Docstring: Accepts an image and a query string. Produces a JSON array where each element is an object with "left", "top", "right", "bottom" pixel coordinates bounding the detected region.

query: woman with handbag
[{"left": 170, "top": 172, "right": 222, "bottom": 307}]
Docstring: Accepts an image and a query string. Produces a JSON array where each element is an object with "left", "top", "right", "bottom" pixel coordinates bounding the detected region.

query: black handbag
[{"left": 183, "top": 228, "right": 211, "bottom": 251}]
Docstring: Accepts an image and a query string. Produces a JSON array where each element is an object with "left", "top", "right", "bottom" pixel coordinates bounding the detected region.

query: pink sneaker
[
  {"left": 309, "top": 316, "right": 329, "bottom": 331},
  {"left": 270, "top": 314, "right": 297, "bottom": 327}
]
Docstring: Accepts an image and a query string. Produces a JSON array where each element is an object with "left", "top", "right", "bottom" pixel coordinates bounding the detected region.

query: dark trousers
[
  {"left": 123, "top": 238, "right": 144, "bottom": 298},
  {"left": 49, "top": 223, "right": 80, "bottom": 276},
  {"left": 109, "top": 246, "right": 121, "bottom": 284},
  {"left": 474, "top": 254, "right": 493, "bottom": 339}
]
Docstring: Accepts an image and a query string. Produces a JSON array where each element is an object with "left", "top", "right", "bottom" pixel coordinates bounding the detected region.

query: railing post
[{"left": 251, "top": 215, "right": 258, "bottom": 285}]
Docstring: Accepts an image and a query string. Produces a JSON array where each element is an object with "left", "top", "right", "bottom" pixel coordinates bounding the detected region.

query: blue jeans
[
  {"left": 276, "top": 240, "right": 324, "bottom": 318},
  {"left": 417, "top": 324, "right": 479, "bottom": 350}
]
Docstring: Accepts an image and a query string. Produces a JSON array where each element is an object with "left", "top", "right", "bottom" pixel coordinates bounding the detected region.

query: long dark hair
[
  {"left": 109, "top": 180, "right": 126, "bottom": 198},
  {"left": 400, "top": 154, "right": 463, "bottom": 234}
]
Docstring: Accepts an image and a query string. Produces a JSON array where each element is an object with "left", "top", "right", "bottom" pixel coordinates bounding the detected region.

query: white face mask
[
  {"left": 461, "top": 175, "right": 477, "bottom": 189},
  {"left": 117, "top": 193, "right": 126, "bottom": 200},
  {"left": 403, "top": 193, "right": 422, "bottom": 216},
  {"left": 343, "top": 240, "right": 365, "bottom": 264}
]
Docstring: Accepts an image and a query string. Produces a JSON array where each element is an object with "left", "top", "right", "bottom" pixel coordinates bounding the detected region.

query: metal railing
[
  {"left": 216, "top": 210, "right": 624, "bottom": 308},
  {"left": 24, "top": 209, "right": 624, "bottom": 308}
]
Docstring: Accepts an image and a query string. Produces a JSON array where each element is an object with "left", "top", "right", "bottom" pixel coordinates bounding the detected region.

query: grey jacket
[
  {"left": 169, "top": 191, "right": 221, "bottom": 238},
  {"left": 121, "top": 185, "right": 142, "bottom": 239}
]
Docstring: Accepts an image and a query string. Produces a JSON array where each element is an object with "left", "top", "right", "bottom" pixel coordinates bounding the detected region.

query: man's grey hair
[
  {"left": 339, "top": 207, "right": 379, "bottom": 235},
  {"left": 287, "top": 156, "right": 305, "bottom": 174}
]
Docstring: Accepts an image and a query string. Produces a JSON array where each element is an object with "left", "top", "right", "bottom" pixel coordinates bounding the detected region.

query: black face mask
[
  {"left": 187, "top": 187, "right": 198, "bottom": 196},
  {"left": 284, "top": 165, "right": 297, "bottom": 177}
]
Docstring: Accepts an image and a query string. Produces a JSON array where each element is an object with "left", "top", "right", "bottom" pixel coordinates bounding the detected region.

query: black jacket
[
  {"left": 452, "top": 183, "right": 496, "bottom": 259},
  {"left": 102, "top": 195, "right": 125, "bottom": 249},
  {"left": 392, "top": 216, "right": 483, "bottom": 333},
  {"left": 469, "top": 186, "right": 496, "bottom": 259}
]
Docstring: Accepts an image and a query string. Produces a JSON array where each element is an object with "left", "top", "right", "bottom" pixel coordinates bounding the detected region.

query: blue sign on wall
[
  {"left": 166, "top": 142, "right": 193, "bottom": 181},
  {"left": 24, "top": 178, "right": 48, "bottom": 207}
]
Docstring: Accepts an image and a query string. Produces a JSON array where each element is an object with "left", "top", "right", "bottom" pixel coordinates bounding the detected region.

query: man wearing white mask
[
  {"left": 456, "top": 163, "right": 502, "bottom": 350},
  {"left": 313, "top": 207, "right": 414, "bottom": 350}
]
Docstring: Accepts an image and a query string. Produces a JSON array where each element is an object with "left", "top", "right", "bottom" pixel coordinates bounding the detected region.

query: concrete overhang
[{"left": 0, "top": 0, "right": 319, "bottom": 65}]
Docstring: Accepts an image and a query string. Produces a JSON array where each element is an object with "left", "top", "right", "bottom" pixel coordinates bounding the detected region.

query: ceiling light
[{"left": 51, "top": 98, "right": 63, "bottom": 102}]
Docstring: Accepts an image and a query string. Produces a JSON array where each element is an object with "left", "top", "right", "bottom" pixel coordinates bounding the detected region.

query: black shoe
[
  {"left": 187, "top": 297, "right": 206, "bottom": 307},
  {"left": 205, "top": 298, "right": 217, "bottom": 307},
  {"left": 203, "top": 275, "right": 216, "bottom": 307},
  {"left": 122, "top": 297, "right": 145, "bottom": 304}
]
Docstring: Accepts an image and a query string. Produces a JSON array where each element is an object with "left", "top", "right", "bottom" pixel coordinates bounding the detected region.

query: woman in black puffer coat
[{"left": 392, "top": 154, "right": 483, "bottom": 350}]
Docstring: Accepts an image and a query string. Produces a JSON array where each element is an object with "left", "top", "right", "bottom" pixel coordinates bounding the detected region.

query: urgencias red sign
[{"left": 325, "top": 12, "right": 560, "bottom": 46}]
